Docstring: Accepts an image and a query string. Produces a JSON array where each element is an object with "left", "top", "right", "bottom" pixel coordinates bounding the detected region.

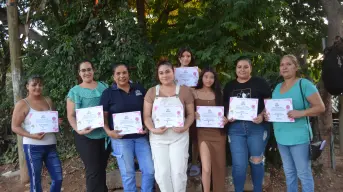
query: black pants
[{"left": 74, "top": 132, "right": 111, "bottom": 192}]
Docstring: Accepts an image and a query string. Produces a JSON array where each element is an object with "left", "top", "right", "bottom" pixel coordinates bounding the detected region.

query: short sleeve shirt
[
  {"left": 144, "top": 85, "right": 194, "bottom": 106},
  {"left": 223, "top": 76, "right": 271, "bottom": 114},
  {"left": 67, "top": 81, "right": 108, "bottom": 139},
  {"left": 100, "top": 83, "right": 146, "bottom": 139},
  {"left": 272, "top": 78, "right": 318, "bottom": 145}
]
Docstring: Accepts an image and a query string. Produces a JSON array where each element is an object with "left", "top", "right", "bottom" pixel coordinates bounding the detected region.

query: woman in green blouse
[{"left": 66, "top": 61, "right": 110, "bottom": 192}]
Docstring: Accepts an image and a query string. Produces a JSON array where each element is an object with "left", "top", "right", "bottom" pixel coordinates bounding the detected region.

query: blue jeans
[
  {"left": 111, "top": 136, "right": 155, "bottom": 192},
  {"left": 278, "top": 143, "right": 314, "bottom": 192},
  {"left": 228, "top": 121, "right": 269, "bottom": 192},
  {"left": 23, "top": 144, "right": 63, "bottom": 192}
]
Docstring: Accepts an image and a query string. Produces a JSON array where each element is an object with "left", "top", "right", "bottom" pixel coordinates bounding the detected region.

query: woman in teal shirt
[
  {"left": 265, "top": 55, "right": 325, "bottom": 192},
  {"left": 66, "top": 61, "right": 110, "bottom": 192}
]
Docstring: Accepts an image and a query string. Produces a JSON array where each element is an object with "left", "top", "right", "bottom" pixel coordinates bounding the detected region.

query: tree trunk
[
  {"left": 0, "top": 25, "right": 10, "bottom": 91},
  {"left": 339, "top": 96, "right": 343, "bottom": 153},
  {"left": 320, "top": 0, "right": 343, "bottom": 169},
  {"left": 6, "top": 0, "right": 28, "bottom": 183},
  {"left": 136, "top": 0, "right": 147, "bottom": 36}
]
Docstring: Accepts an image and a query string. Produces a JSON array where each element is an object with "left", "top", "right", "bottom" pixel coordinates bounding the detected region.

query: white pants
[{"left": 150, "top": 130, "right": 189, "bottom": 192}]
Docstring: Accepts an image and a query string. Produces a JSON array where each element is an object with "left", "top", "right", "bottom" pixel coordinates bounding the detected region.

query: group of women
[{"left": 11, "top": 47, "right": 325, "bottom": 192}]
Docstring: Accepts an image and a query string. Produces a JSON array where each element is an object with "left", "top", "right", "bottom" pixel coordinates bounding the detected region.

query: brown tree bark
[
  {"left": 0, "top": 24, "right": 10, "bottom": 91},
  {"left": 6, "top": 0, "right": 29, "bottom": 183},
  {"left": 136, "top": 0, "right": 147, "bottom": 36},
  {"left": 319, "top": 0, "right": 343, "bottom": 169}
]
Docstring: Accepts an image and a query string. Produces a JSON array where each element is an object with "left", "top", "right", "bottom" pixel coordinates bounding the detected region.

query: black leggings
[{"left": 74, "top": 132, "right": 111, "bottom": 192}]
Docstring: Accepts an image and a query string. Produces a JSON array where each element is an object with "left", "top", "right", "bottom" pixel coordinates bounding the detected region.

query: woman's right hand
[
  {"left": 106, "top": 130, "right": 124, "bottom": 139},
  {"left": 151, "top": 126, "right": 168, "bottom": 135},
  {"left": 264, "top": 112, "right": 270, "bottom": 122},
  {"left": 76, "top": 127, "right": 95, "bottom": 135},
  {"left": 228, "top": 117, "right": 235, "bottom": 123},
  {"left": 195, "top": 112, "right": 200, "bottom": 120},
  {"left": 30, "top": 132, "right": 45, "bottom": 140}
]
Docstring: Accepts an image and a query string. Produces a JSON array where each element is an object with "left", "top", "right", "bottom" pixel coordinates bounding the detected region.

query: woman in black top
[{"left": 223, "top": 57, "right": 271, "bottom": 192}]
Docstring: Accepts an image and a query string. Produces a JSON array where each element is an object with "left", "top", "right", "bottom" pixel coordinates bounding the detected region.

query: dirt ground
[{"left": 1, "top": 152, "right": 343, "bottom": 192}]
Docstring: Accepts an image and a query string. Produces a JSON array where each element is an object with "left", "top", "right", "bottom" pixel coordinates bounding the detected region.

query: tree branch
[
  {"left": 49, "top": 0, "right": 63, "bottom": 25},
  {"left": 136, "top": 0, "right": 147, "bottom": 36},
  {"left": 0, "top": 7, "right": 44, "bottom": 42}
]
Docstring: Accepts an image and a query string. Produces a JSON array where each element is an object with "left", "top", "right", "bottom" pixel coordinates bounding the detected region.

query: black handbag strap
[{"left": 299, "top": 79, "right": 321, "bottom": 141}]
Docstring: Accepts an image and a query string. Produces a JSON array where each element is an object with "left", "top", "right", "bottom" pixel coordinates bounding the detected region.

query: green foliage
[
  {"left": 20, "top": 0, "right": 155, "bottom": 159},
  {"left": 0, "top": 141, "right": 18, "bottom": 164},
  {"left": 0, "top": 0, "right": 328, "bottom": 164}
]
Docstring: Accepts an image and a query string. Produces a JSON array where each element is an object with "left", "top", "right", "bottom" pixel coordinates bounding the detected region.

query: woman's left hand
[
  {"left": 253, "top": 114, "right": 264, "bottom": 124},
  {"left": 287, "top": 110, "right": 305, "bottom": 119},
  {"left": 58, "top": 118, "right": 63, "bottom": 125},
  {"left": 172, "top": 127, "right": 188, "bottom": 133},
  {"left": 222, "top": 116, "right": 229, "bottom": 126},
  {"left": 138, "top": 129, "right": 147, "bottom": 134}
]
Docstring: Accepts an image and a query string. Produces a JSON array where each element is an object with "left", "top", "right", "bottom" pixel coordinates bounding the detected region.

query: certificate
[
  {"left": 76, "top": 106, "right": 104, "bottom": 130},
  {"left": 153, "top": 106, "right": 184, "bottom": 128},
  {"left": 264, "top": 99, "right": 295, "bottom": 122},
  {"left": 175, "top": 67, "right": 199, "bottom": 87},
  {"left": 228, "top": 97, "right": 258, "bottom": 121},
  {"left": 196, "top": 106, "right": 224, "bottom": 128},
  {"left": 27, "top": 111, "right": 59, "bottom": 134},
  {"left": 112, "top": 111, "right": 143, "bottom": 135}
]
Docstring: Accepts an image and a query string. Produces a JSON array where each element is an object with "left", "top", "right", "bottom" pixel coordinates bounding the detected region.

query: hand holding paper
[
  {"left": 228, "top": 97, "right": 258, "bottom": 121},
  {"left": 196, "top": 106, "right": 225, "bottom": 128},
  {"left": 174, "top": 67, "right": 199, "bottom": 87},
  {"left": 76, "top": 106, "right": 104, "bottom": 131},
  {"left": 112, "top": 111, "right": 143, "bottom": 135},
  {"left": 27, "top": 111, "right": 59, "bottom": 134},
  {"left": 264, "top": 99, "right": 295, "bottom": 122}
]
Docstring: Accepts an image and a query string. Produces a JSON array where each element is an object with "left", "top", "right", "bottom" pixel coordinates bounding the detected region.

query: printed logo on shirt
[
  {"left": 135, "top": 90, "right": 142, "bottom": 96},
  {"left": 232, "top": 88, "right": 251, "bottom": 98}
]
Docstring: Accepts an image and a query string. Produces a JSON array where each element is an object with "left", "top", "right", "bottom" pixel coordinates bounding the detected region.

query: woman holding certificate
[
  {"left": 66, "top": 61, "right": 110, "bottom": 192},
  {"left": 265, "top": 55, "right": 325, "bottom": 192},
  {"left": 193, "top": 67, "right": 228, "bottom": 192},
  {"left": 143, "top": 58, "right": 195, "bottom": 192},
  {"left": 223, "top": 56, "right": 271, "bottom": 192},
  {"left": 176, "top": 47, "right": 201, "bottom": 176},
  {"left": 99, "top": 63, "right": 155, "bottom": 191},
  {"left": 11, "top": 75, "right": 63, "bottom": 192}
]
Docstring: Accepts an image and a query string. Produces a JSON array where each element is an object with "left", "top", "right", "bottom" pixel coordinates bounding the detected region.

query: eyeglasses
[{"left": 79, "top": 68, "right": 93, "bottom": 73}]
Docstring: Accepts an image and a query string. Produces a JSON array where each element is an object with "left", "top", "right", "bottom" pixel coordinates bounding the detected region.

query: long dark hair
[
  {"left": 176, "top": 47, "right": 195, "bottom": 67},
  {"left": 195, "top": 67, "right": 223, "bottom": 106}
]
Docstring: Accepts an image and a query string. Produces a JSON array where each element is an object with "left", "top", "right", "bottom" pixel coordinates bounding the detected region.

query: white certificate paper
[
  {"left": 76, "top": 106, "right": 104, "bottom": 130},
  {"left": 153, "top": 105, "right": 184, "bottom": 128},
  {"left": 112, "top": 111, "right": 143, "bottom": 135},
  {"left": 196, "top": 106, "right": 224, "bottom": 128},
  {"left": 264, "top": 99, "right": 295, "bottom": 122},
  {"left": 175, "top": 67, "right": 199, "bottom": 87},
  {"left": 27, "top": 111, "right": 59, "bottom": 134},
  {"left": 228, "top": 97, "right": 258, "bottom": 121}
]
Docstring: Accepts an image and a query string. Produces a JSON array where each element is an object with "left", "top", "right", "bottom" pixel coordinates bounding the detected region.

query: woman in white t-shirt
[{"left": 11, "top": 75, "right": 63, "bottom": 192}]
